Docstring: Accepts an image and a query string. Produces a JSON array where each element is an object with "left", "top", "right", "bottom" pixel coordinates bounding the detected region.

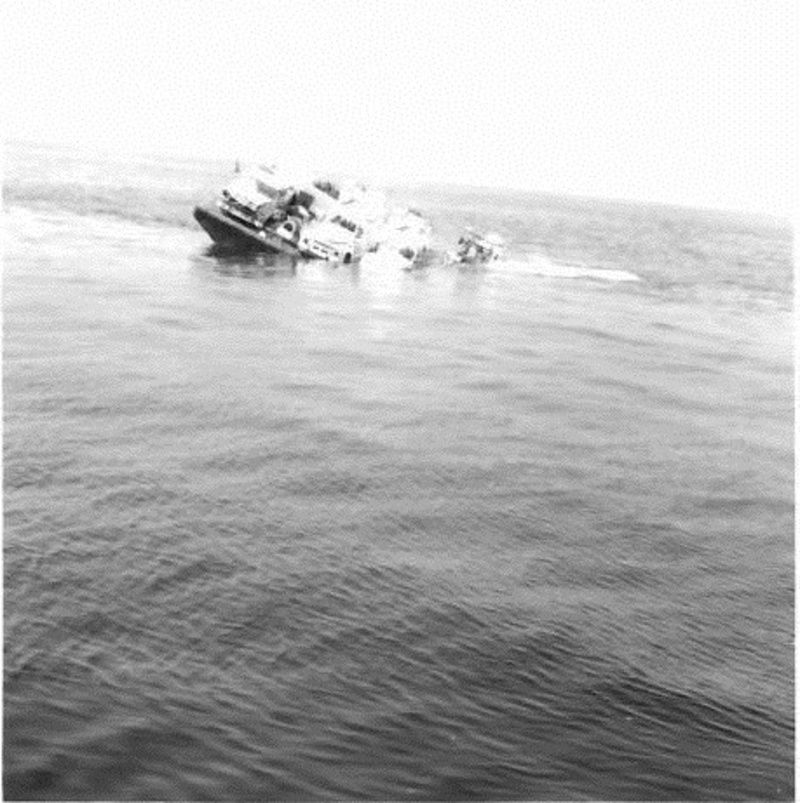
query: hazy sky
[{"left": 3, "top": 0, "right": 798, "bottom": 215}]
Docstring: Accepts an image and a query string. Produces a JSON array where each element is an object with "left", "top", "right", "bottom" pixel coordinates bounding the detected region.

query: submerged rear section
[{"left": 193, "top": 204, "right": 300, "bottom": 255}]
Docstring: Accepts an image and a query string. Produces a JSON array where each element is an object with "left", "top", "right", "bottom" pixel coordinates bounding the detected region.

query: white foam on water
[
  {"left": 360, "top": 250, "right": 414, "bottom": 272},
  {"left": 503, "top": 254, "right": 640, "bottom": 283}
]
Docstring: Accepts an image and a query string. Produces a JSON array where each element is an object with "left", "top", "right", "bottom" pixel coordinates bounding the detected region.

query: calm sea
[{"left": 3, "top": 141, "right": 794, "bottom": 800}]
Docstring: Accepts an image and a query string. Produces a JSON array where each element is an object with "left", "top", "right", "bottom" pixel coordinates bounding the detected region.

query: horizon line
[{"left": 4, "top": 136, "right": 793, "bottom": 224}]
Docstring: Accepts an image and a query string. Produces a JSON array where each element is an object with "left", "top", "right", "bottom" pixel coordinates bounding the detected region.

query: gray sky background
[{"left": 3, "top": 0, "right": 797, "bottom": 216}]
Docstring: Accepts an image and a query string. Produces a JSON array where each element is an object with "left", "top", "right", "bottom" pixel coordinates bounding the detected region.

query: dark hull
[{"left": 193, "top": 205, "right": 302, "bottom": 257}]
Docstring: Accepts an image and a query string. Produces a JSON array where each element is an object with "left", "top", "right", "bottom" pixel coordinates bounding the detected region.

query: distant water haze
[
  {"left": 4, "top": 0, "right": 797, "bottom": 217},
  {"left": 3, "top": 142, "right": 794, "bottom": 800}
]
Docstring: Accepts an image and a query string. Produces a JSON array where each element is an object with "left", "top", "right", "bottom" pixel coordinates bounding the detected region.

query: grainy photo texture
[{"left": 3, "top": 1, "right": 795, "bottom": 800}]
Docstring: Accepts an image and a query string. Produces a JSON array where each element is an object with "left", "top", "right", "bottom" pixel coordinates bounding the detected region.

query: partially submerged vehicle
[
  {"left": 452, "top": 229, "right": 505, "bottom": 265},
  {"left": 194, "top": 165, "right": 365, "bottom": 262},
  {"left": 194, "top": 163, "right": 429, "bottom": 265},
  {"left": 375, "top": 207, "right": 433, "bottom": 269}
]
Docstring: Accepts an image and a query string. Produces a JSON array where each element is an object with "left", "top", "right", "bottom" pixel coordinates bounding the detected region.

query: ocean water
[{"left": 3, "top": 141, "right": 794, "bottom": 800}]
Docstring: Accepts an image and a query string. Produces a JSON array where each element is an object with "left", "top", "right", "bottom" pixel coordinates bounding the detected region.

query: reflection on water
[{"left": 198, "top": 244, "right": 300, "bottom": 277}]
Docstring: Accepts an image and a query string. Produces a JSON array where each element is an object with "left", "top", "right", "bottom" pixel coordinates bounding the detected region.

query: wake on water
[
  {"left": 362, "top": 247, "right": 640, "bottom": 283},
  {"left": 11, "top": 203, "right": 640, "bottom": 285},
  {"left": 499, "top": 255, "right": 640, "bottom": 283}
]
